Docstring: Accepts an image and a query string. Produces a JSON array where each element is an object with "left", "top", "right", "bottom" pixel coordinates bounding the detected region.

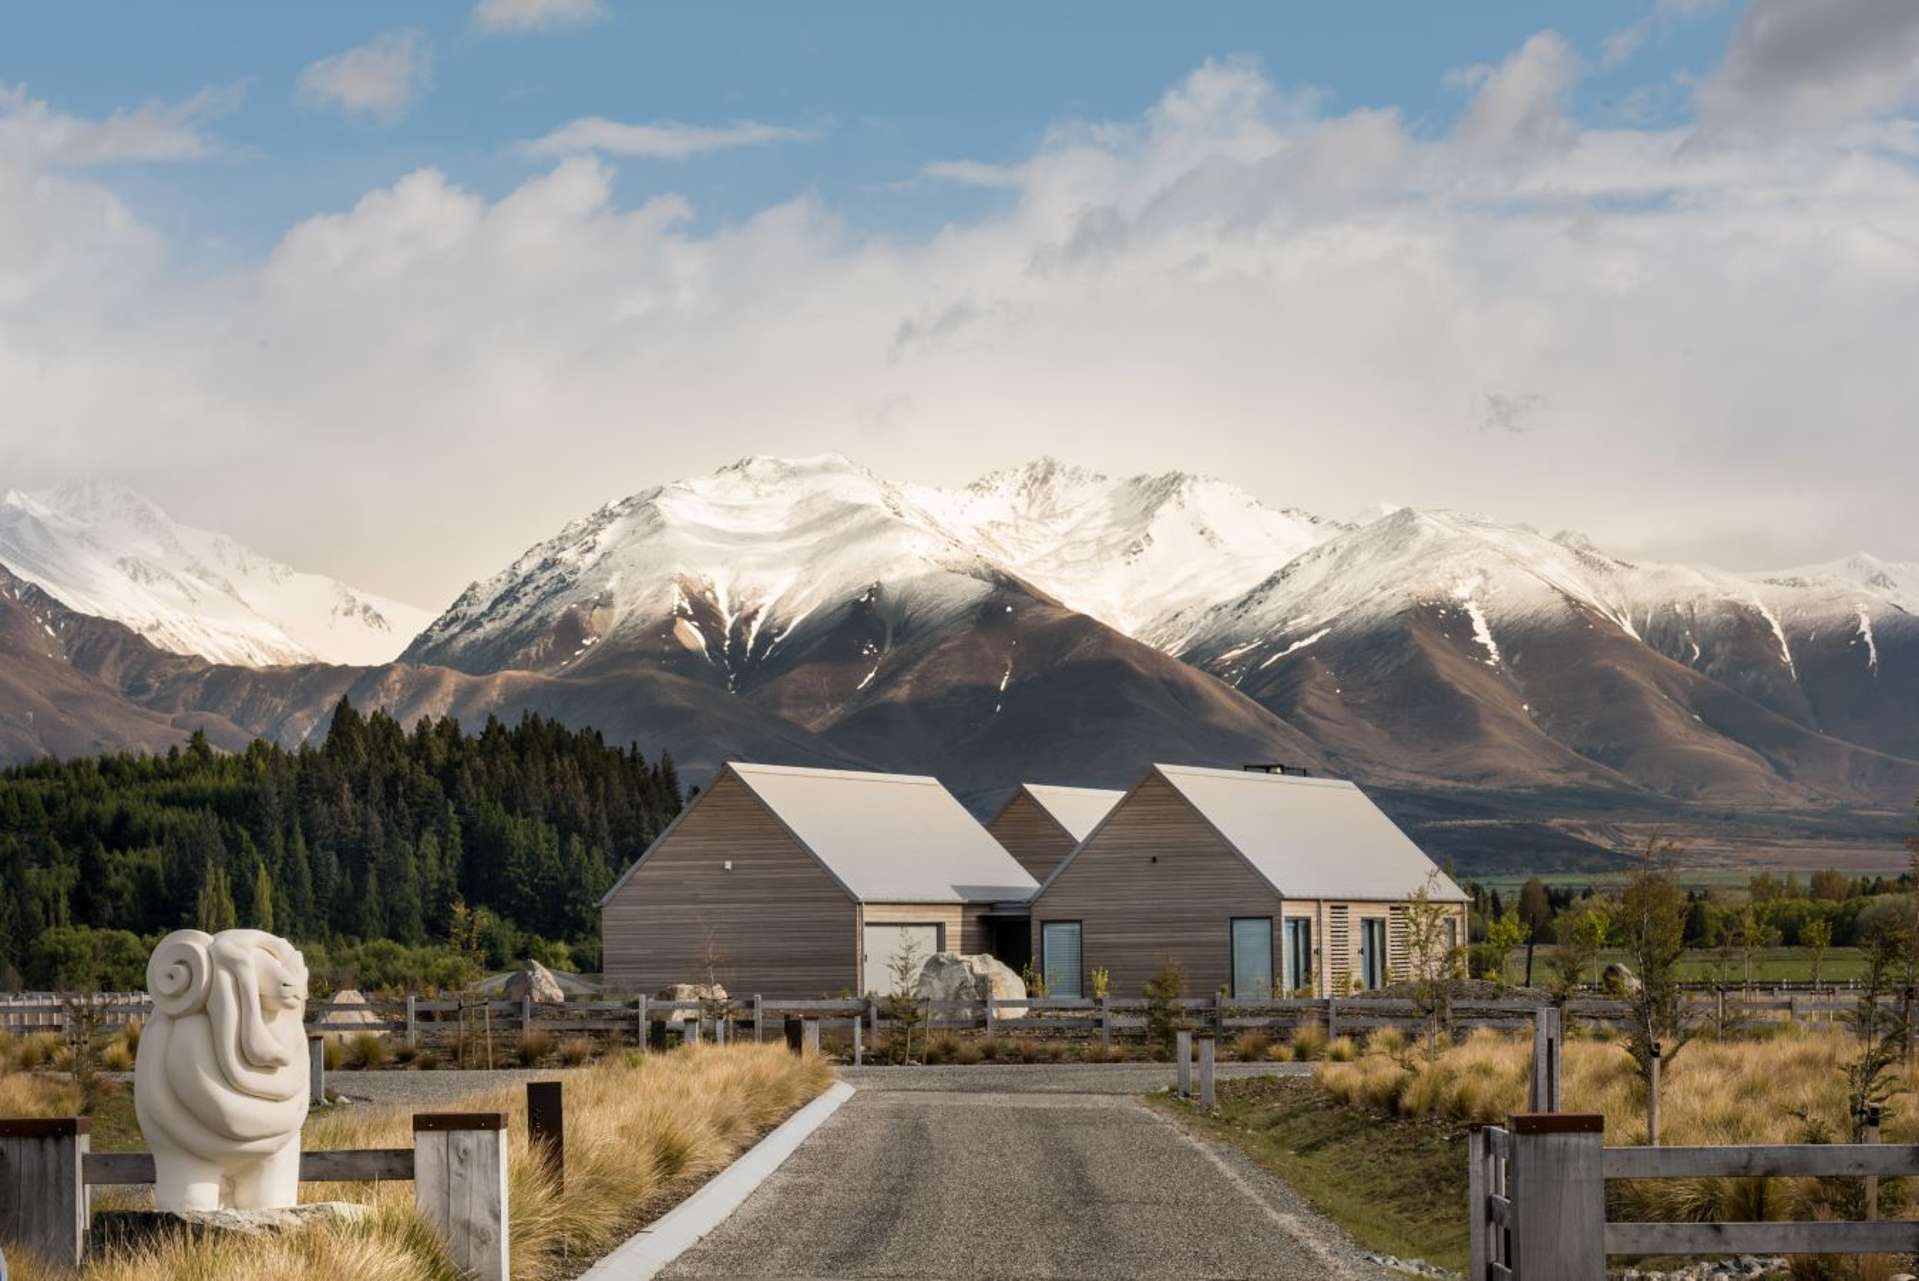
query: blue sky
[
  {"left": 5, "top": 0, "right": 1919, "bottom": 604},
  {"left": 12, "top": 2, "right": 1739, "bottom": 250}
]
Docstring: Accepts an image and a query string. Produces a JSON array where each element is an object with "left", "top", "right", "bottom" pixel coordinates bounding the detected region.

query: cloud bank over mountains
[{"left": 3, "top": 2, "right": 1919, "bottom": 604}]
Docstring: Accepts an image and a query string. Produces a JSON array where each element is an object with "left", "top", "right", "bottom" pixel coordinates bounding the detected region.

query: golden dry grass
[
  {"left": 5, "top": 1044, "right": 831, "bottom": 1281},
  {"left": 1317, "top": 1024, "right": 1917, "bottom": 1223}
]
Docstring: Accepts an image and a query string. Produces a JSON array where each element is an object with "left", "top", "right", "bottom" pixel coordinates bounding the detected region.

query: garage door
[{"left": 862, "top": 923, "right": 942, "bottom": 997}]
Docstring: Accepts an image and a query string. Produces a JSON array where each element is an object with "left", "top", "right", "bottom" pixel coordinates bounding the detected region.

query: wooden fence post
[
  {"left": 1648, "top": 1042, "right": 1661, "bottom": 1147},
  {"left": 1508, "top": 1113, "right": 1605, "bottom": 1281},
  {"left": 520, "top": 995, "right": 533, "bottom": 1038},
  {"left": 1326, "top": 995, "right": 1339, "bottom": 1042},
  {"left": 784, "top": 1015, "right": 803, "bottom": 1055},
  {"left": 714, "top": 1016, "right": 728, "bottom": 1047},
  {"left": 866, "top": 996, "right": 879, "bottom": 1044},
  {"left": 753, "top": 995, "right": 764, "bottom": 1044},
  {"left": 526, "top": 1081, "right": 563, "bottom": 1192},
  {"left": 1099, "top": 996, "right": 1111, "bottom": 1052},
  {"left": 414, "top": 1113, "right": 509, "bottom": 1281},
  {"left": 982, "top": 987, "right": 995, "bottom": 1034},
  {"left": 646, "top": 1019, "right": 667, "bottom": 1053},
  {"left": 852, "top": 1017, "right": 863, "bottom": 1067},
  {"left": 0, "top": 1117, "right": 88, "bottom": 1270},
  {"left": 1175, "top": 1028, "right": 1192, "bottom": 1098},
  {"left": 1866, "top": 1103, "right": 1882, "bottom": 1221},
  {"left": 309, "top": 1034, "right": 326, "bottom": 1106},
  {"left": 685, "top": 1015, "right": 702, "bottom": 1046},
  {"left": 1529, "top": 1006, "right": 1562, "bottom": 1114},
  {"left": 1214, "top": 992, "right": 1227, "bottom": 1036},
  {"left": 1467, "top": 1124, "right": 1488, "bottom": 1281},
  {"left": 1196, "top": 1034, "right": 1216, "bottom": 1110},
  {"left": 405, "top": 994, "right": 419, "bottom": 1049},
  {"left": 802, "top": 1019, "right": 820, "bottom": 1057},
  {"left": 635, "top": 994, "right": 648, "bottom": 1049}
]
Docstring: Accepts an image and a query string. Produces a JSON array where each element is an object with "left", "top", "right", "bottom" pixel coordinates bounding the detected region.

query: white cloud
[
  {"left": 297, "top": 30, "right": 430, "bottom": 125},
  {"left": 472, "top": 0, "right": 610, "bottom": 34},
  {"left": 9, "top": 38, "right": 1919, "bottom": 604},
  {"left": 1698, "top": 0, "right": 1919, "bottom": 136},
  {"left": 918, "top": 159, "right": 1024, "bottom": 188},
  {"left": 0, "top": 83, "right": 237, "bottom": 166},
  {"left": 518, "top": 116, "right": 815, "bottom": 159}
]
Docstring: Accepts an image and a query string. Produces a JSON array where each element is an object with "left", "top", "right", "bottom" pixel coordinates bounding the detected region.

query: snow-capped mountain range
[
  {"left": 0, "top": 481, "right": 429, "bottom": 666},
  {"left": 5, "top": 454, "right": 1917, "bottom": 868}
]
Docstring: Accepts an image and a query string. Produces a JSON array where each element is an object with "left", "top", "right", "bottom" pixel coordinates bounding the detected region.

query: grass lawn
[
  {"left": 1149, "top": 1074, "right": 1470, "bottom": 1273},
  {"left": 1497, "top": 945, "right": 1873, "bottom": 985}
]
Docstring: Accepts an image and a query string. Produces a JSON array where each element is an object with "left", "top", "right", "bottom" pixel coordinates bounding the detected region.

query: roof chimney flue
[{"left": 1242, "top": 762, "right": 1311, "bottom": 777}]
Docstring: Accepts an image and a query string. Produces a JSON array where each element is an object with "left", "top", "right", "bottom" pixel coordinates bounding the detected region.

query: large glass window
[
  {"left": 1360, "top": 918, "right": 1388, "bottom": 990},
  {"left": 1231, "top": 917, "right": 1274, "bottom": 998},
  {"left": 1284, "top": 918, "right": 1313, "bottom": 994},
  {"left": 1041, "top": 921, "right": 1083, "bottom": 998}
]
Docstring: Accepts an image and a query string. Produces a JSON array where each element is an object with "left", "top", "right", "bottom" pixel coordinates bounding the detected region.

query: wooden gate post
[
  {"left": 527, "top": 1081, "right": 564, "bottom": 1191},
  {"left": 802, "top": 1019, "right": 821, "bottom": 1057},
  {"left": 1467, "top": 1125, "right": 1488, "bottom": 1281},
  {"left": 1528, "top": 1006, "right": 1562, "bottom": 1113},
  {"left": 1175, "top": 1028, "right": 1192, "bottom": 1098},
  {"left": 1196, "top": 1034, "right": 1216, "bottom": 1111},
  {"left": 309, "top": 1034, "right": 326, "bottom": 1105},
  {"left": 753, "top": 995, "right": 764, "bottom": 1044},
  {"left": 1508, "top": 1113, "right": 1605, "bottom": 1281},
  {"left": 414, "top": 1113, "right": 509, "bottom": 1281},
  {"left": 685, "top": 1015, "right": 702, "bottom": 1047},
  {"left": 0, "top": 1117, "right": 88, "bottom": 1269},
  {"left": 714, "top": 1016, "right": 728, "bottom": 1047}
]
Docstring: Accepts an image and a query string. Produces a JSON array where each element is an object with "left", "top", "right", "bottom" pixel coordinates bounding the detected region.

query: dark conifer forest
[{"left": 0, "top": 699, "right": 682, "bottom": 989}]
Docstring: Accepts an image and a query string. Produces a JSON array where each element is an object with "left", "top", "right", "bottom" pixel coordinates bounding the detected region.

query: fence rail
[{"left": 1471, "top": 1110, "right": 1913, "bottom": 1279}]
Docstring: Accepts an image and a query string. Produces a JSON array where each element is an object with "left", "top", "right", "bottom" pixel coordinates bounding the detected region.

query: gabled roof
[
  {"left": 1038, "top": 763, "right": 1466, "bottom": 903},
  {"left": 1007, "top": 783, "right": 1126, "bottom": 842},
  {"left": 603, "top": 762, "right": 1039, "bottom": 906},
  {"left": 1151, "top": 764, "right": 1467, "bottom": 903}
]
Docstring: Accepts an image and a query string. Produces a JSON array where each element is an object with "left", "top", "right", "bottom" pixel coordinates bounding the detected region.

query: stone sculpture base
[{"left": 92, "top": 1201, "right": 373, "bottom": 1253}]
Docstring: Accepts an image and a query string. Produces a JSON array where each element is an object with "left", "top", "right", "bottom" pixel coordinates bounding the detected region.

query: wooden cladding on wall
[
  {"left": 600, "top": 772, "right": 857, "bottom": 996},
  {"left": 1029, "top": 773, "right": 1283, "bottom": 997},
  {"left": 986, "top": 792, "right": 1080, "bottom": 883}
]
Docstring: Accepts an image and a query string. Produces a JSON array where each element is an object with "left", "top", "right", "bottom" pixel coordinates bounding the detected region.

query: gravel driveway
[{"left": 663, "top": 1065, "right": 1391, "bottom": 1281}]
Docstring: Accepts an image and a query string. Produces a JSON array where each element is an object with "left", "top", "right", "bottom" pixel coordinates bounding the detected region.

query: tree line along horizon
[
  {"left": 0, "top": 698, "right": 684, "bottom": 992},
  {"left": 0, "top": 697, "right": 1914, "bottom": 996}
]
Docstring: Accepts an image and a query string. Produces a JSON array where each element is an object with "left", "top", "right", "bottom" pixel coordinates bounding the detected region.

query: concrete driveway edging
[{"left": 578, "top": 1080, "right": 856, "bottom": 1281}]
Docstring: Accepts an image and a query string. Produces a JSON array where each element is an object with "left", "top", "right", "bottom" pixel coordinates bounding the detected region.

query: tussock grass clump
[
  {"left": 1265, "top": 1042, "right": 1296, "bottom": 1063},
  {"left": 14, "top": 1032, "right": 60, "bottom": 1071},
  {"left": 558, "top": 1037, "right": 593, "bottom": 1068},
  {"left": 0, "top": 1070, "right": 83, "bottom": 1118},
  {"left": 1363, "top": 1027, "right": 1406, "bottom": 1058},
  {"left": 1323, "top": 1035, "right": 1357, "bottom": 1063},
  {"left": 345, "top": 1033, "right": 389, "bottom": 1070},
  {"left": 1232, "top": 1029, "right": 1274, "bottom": 1062},
  {"left": 515, "top": 1029, "right": 555, "bottom": 1067},
  {"left": 99, "top": 1042, "right": 135, "bottom": 1073},
  {"left": 1289, "top": 1021, "right": 1327, "bottom": 1061},
  {"left": 922, "top": 1030, "right": 962, "bottom": 1064},
  {"left": 9, "top": 1044, "right": 831, "bottom": 1281},
  {"left": 1315, "top": 1024, "right": 1917, "bottom": 1224}
]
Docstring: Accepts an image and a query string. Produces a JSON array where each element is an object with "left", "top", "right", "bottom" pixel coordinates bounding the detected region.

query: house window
[
  {"left": 1284, "top": 918, "right": 1313, "bottom": 994},
  {"left": 1231, "top": 918, "right": 1274, "bottom": 998},
  {"left": 1359, "top": 918, "right": 1389, "bottom": 990},
  {"left": 1041, "top": 921, "right": 1083, "bottom": 998},
  {"left": 1444, "top": 916, "right": 1459, "bottom": 960}
]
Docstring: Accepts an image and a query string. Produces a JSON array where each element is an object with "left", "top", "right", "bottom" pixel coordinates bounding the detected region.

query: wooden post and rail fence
[
  {"left": 0, "top": 1080, "right": 569, "bottom": 1278},
  {"left": 1469, "top": 1104, "right": 1911, "bottom": 1279}
]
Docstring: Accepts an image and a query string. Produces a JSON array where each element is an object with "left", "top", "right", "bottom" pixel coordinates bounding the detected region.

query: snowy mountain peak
[{"left": 0, "top": 482, "right": 429, "bottom": 667}]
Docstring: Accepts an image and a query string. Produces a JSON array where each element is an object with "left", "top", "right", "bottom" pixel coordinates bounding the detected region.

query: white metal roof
[
  {"left": 730, "top": 763, "right": 1040, "bottom": 904},
  {"left": 1151, "top": 764, "right": 1468, "bottom": 903},
  {"left": 1017, "top": 783, "right": 1126, "bottom": 841}
]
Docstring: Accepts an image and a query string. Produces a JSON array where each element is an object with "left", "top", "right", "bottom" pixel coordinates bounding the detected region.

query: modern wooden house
[
  {"left": 1027, "top": 764, "right": 1467, "bottom": 1000},
  {"left": 986, "top": 783, "right": 1125, "bottom": 882},
  {"left": 599, "top": 762, "right": 1039, "bottom": 997}
]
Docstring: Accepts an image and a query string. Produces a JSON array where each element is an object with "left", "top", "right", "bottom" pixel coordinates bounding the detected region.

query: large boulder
[
  {"left": 656, "top": 982, "right": 727, "bottom": 1025},
  {"left": 504, "top": 961, "right": 567, "bottom": 1006},
  {"left": 1602, "top": 962, "right": 1642, "bottom": 996},
  {"left": 915, "top": 953, "right": 1027, "bottom": 1020},
  {"left": 325, "top": 989, "right": 387, "bottom": 1036}
]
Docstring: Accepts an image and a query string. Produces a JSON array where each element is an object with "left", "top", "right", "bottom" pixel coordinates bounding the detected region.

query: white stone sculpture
[{"left": 133, "top": 929, "right": 312, "bottom": 1211}]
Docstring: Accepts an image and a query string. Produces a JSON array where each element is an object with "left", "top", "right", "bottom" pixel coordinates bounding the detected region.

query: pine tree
[
  {"left": 250, "top": 862, "right": 274, "bottom": 933},
  {"left": 195, "top": 862, "right": 238, "bottom": 933}
]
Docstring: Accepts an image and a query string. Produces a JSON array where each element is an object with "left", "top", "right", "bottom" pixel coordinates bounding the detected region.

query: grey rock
[
  {"left": 915, "top": 952, "right": 1027, "bottom": 1018},
  {"left": 93, "top": 1201, "right": 373, "bottom": 1253},
  {"left": 504, "top": 960, "right": 568, "bottom": 1006},
  {"left": 656, "top": 982, "right": 727, "bottom": 1024}
]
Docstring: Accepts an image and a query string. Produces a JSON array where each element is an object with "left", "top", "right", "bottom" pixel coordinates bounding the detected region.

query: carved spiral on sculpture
[{"left": 146, "top": 929, "right": 214, "bottom": 1018}]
